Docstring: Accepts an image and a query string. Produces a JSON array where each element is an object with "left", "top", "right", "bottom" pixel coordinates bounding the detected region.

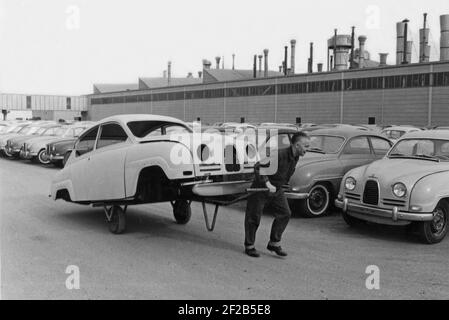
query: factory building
[
  {"left": 87, "top": 14, "right": 449, "bottom": 126},
  {"left": 0, "top": 93, "right": 87, "bottom": 121}
]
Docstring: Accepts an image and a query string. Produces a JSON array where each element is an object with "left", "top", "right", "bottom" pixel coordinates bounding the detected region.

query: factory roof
[
  {"left": 93, "top": 83, "right": 139, "bottom": 94},
  {"left": 203, "top": 68, "right": 283, "bottom": 83},
  {"left": 138, "top": 77, "right": 202, "bottom": 89}
]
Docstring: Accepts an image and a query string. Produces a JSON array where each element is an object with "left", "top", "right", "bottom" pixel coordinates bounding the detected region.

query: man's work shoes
[
  {"left": 267, "top": 245, "right": 288, "bottom": 257},
  {"left": 245, "top": 248, "right": 261, "bottom": 258}
]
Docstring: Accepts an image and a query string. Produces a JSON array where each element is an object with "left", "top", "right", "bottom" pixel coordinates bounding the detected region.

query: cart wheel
[
  {"left": 173, "top": 200, "right": 191, "bottom": 225},
  {"left": 108, "top": 206, "right": 126, "bottom": 234}
]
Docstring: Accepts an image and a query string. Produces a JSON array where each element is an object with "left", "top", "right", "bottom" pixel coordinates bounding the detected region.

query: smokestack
[
  {"left": 317, "top": 63, "right": 323, "bottom": 72},
  {"left": 187, "top": 72, "right": 193, "bottom": 78},
  {"left": 420, "top": 13, "right": 430, "bottom": 63},
  {"left": 330, "top": 56, "right": 334, "bottom": 70},
  {"left": 379, "top": 53, "right": 388, "bottom": 67},
  {"left": 202, "top": 59, "right": 211, "bottom": 70},
  {"left": 279, "top": 65, "right": 283, "bottom": 72},
  {"left": 284, "top": 46, "right": 288, "bottom": 75},
  {"left": 402, "top": 19, "right": 410, "bottom": 64},
  {"left": 358, "top": 36, "right": 367, "bottom": 68},
  {"left": 308, "top": 42, "right": 314, "bottom": 73},
  {"left": 215, "top": 56, "right": 221, "bottom": 69},
  {"left": 290, "top": 39, "right": 296, "bottom": 74},
  {"left": 350, "top": 26, "right": 356, "bottom": 69},
  {"left": 333, "top": 29, "right": 338, "bottom": 69},
  {"left": 198, "top": 71, "right": 202, "bottom": 79},
  {"left": 396, "top": 22, "right": 405, "bottom": 65},
  {"left": 253, "top": 55, "right": 257, "bottom": 78},
  {"left": 167, "top": 61, "right": 172, "bottom": 85},
  {"left": 232, "top": 54, "right": 235, "bottom": 70},
  {"left": 222, "top": 56, "right": 224, "bottom": 69},
  {"left": 258, "top": 55, "right": 263, "bottom": 77},
  {"left": 441, "top": 14, "right": 449, "bottom": 61},
  {"left": 263, "top": 49, "right": 269, "bottom": 77},
  {"left": 406, "top": 41, "right": 413, "bottom": 64}
]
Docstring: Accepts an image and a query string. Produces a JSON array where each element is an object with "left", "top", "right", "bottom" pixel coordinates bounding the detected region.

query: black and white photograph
[{"left": 0, "top": 0, "right": 449, "bottom": 303}]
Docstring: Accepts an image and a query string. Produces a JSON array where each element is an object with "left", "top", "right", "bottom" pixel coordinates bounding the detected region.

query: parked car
[
  {"left": 51, "top": 115, "right": 257, "bottom": 234},
  {"left": 20, "top": 124, "right": 91, "bottom": 164},
  {"left": 336, "top": 130, "right": 449, "bottom": 244},
  {"left": 4, "top": 123, "right": 61, "bottom": 158},
  {"left": 381, "top": 126, "right": 422, "bottom": 143},
  {"left": 0, "top": 123, "right": 37, "bottom": 156},
  {"left": 283, "top": 128, "right": 393, "bottom": 217},
  {"left": 47, "top": 123, "right": 95, "bottom": 167}
]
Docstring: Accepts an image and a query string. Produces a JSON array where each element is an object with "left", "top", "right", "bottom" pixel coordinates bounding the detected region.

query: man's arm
[{"left": 254, "top": 157, "right": 276, "bottom": 193}]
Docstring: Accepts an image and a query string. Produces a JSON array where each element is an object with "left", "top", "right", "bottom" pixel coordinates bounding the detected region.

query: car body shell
[
  {"left": 381, "top": 126, "right": 422, "bottom": 144},
  {"left": 336, "top": 130, "right": 449, "bottom": 226},
  {"left": 285, "top": 128, "right": 393, "bottom": 200},
  {"left": 51, "top": 114, "right": 257, "bottom": 204}
]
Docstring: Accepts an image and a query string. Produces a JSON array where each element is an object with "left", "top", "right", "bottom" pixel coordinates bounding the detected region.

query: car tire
[
  {"left": 342, "top": 210, "right": 365, "bottom": 227},
  {"left": 297, "top": 183, "right": 331, "bottom": 218},
  {"left": 418, "top": 200, "right": 448, "bottom": 244},
  {"left": 3, "top": 147, "right": 13, "bottom": 158},
  {"left": 173, "top": 200, "right": 192, "bottom": 225},
  {"left": 37, "top": 149, "right": 50, "bottom": 165},
  {"left": 108, "top": 206, "right": 126, "bottom": 235}
]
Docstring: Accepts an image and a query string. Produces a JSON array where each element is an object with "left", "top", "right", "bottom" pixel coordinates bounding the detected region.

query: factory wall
[{"left": 31, "top": 110, "right": 83, "bottom": 121}]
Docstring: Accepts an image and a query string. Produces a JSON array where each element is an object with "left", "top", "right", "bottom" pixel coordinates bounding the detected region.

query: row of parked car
[
  {"left": 0, "top": 120, "right": 95, "bottom": 167},
  {"left": 2, "top": 117, "right": 448, "bottom": 244}
]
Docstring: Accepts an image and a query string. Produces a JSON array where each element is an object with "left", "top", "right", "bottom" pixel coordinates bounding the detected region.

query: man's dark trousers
[{"left": 244, "top": 187, "right": 292, "bottom": 249}]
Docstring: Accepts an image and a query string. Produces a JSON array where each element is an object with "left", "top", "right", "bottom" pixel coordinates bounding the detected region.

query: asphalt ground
[{"left": 1, "top": 157, "right": 448, "bottom": 300}]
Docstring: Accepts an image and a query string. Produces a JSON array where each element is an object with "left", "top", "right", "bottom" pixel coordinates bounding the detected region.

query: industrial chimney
[
  {"left": 406, "top": 41, "right": 413, "bottom": 64},
  {"left": 284, "top": 46, "right": 288, "bottom": 75},
  {"left": 358, "top": 36, "right": 367, "bottom": 68},
  {"left": 441, "top": 14, "right": 449, "bottom": 61},
  {"left": 308, "top": 42, "right": 314, "bottom": 73},
  {"left": 420, "top": 13, "right": 431, "bottom": 63},
  {"left": 202, "top": 59, "right": 212, "bottom": 70},
  {"left": 317, "top": 63, "right": 323, "bottom": 72},
  {"left": 258, "top": 55, "right": 263, "bottom": 77},
  {"left": 263, "top": 49, "right": 269, "bottom": 77},
  {"left": 232, "top": 54, "right": 235, "bottom": 70},
  {"left": 215, "top": 56, "right": 221, "bottom": 69},
  {"left": 167, "top": 61, "right": 172, "bottom": 85},
  {"left": 290, "top": 39, "right": 296, "bottom": 74},
  {"left": 198, "top": 71, "right": 202, "bottom": 79},
  {"left": 379, "top": 53, "right": 388, "bottom": 67},
  {"left": 187, "top": 72, "right": 193, "bottom": 78},
  {"left": 396, "top": 21, "right": 406, "bottom": 65}
]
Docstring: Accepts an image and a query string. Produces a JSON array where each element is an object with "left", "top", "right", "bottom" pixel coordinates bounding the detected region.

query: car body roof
[
  {"left": 382, "top": 126, "right": 421, "bottom": 132},
  {"left": 398, "top": 130, "right": 449, "bottom": 140},
  {"left": 98, "top": 114, "right": 186, "bottom": 126},
  {"left": 307, "top": 128, "right": 388, "bottom": 139}
]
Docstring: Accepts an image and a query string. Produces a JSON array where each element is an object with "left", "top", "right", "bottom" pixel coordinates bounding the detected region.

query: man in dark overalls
[{"left": 244, "top": 132, "right": 310, "bottom": 258}]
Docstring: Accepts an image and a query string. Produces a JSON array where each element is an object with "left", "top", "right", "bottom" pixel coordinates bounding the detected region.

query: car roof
[
  {"left": 382, "top": 126, "right": 420, "bottom": 131},
  {"left": 99, "top": 114, "right": 186, "bottom": 126},
  {"left": 307, "top": 128, "right": 388, "bottom": 139},
  {"left": 399, "top": 130, "right": 449, "bottom": 140}
]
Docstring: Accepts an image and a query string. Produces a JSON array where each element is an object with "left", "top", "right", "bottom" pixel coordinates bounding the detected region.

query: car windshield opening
[
  {"left": 309, "top": 135, "right": 345, "bottom": 154},
  {"left": 388, "top": 139, "right": 449, "bottom": 161},
  {"left": 127, "top": 121, "right": 191, "bottom": 138}
]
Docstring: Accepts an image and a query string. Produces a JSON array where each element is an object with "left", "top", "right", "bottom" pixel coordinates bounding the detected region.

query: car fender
[
  {"left": 124, "top": 141, "right": 195, "bottom": 198},
  {"left": 51, "top": 169, "right": 75, "bottom": 201},
  {"left": 410, "top": 171, "right": 449, "bottom": 212}
]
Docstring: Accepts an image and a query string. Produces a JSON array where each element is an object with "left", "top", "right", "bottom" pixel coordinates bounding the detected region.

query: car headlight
[
  {"left": 345, "top": 177, "right": 356, "bottom": 191},
  {"left": 393, "top": 183, "right": 407, "bottom": 198}
]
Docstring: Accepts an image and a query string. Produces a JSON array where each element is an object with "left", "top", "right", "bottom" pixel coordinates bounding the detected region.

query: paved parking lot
[{"left": 1, "top": 157, "right": 448, "bottom": 299}]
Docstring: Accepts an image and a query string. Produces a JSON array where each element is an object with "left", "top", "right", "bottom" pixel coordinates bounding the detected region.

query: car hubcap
[
  {"left": 308, "top": 186, "right": 329, "bottom": 215},
  {"left": 431, "top": 208, "right": 447, "bottom": 236},
  {"left": 39, "top": 151, "right": 50, "bottom": 164}
]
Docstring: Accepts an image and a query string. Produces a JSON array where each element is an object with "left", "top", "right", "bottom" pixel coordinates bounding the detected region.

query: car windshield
[
  {"left": 308, "top": 135, "right": 345, "bottom": 154},
  {"left": 383, "top": 130, "right": 406, "bottom": 140},
  {"left": 21, "top": 126, "right": 41, "bottom": 135},
  {"left": 388, "top": 139, "right": 449, "bottom": 161},
  {"left": 127, "top": 121, "right": 192, "bottom": 138},
  {"left": 53, "top": 128, "right": 70, "bottom": 137}
]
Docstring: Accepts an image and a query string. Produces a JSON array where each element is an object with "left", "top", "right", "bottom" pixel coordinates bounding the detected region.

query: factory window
[
  {"left": 112, "top": 96, "right": 125, "bottom": 104},
  {"left": 66, "top": 97, "right": 72, "bottom": 110},
  {"left": 26, "top": 96, "right": 32, "bottom": 109},
  {"left": 125, "top": 95, "right": 138, "bottom": 103},
  {"left": 434, "top": 72, "right": 449, "bottom": 87}
]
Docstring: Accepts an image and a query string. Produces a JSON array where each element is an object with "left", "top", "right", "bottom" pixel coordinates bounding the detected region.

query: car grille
[
  {"left": 382, "top": 198, "right": 406, "bottom": 208},
  {"left": 46, "top": 145, "right": 51, "bottom": 155},
  {"left": 345, "top": 192, "right": 361, "bottom": 201},
  {"left": 363, "top": 180, "right": 379, "bottom": 206}
]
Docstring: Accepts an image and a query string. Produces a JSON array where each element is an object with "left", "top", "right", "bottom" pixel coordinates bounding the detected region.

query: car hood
[
  {"left": 359, "top": 158, "right": 449, "bottom": 187},
  {"left": 50, "top": 137, "right": 77, "bottom": 146},
  {"left": 9, "top": 135, "right": 40, "bottom": 146},
  {"left": 0, "top": 133, "right": 24, "bottom": 145},
  {"left": 25, "top": 135, "right": 61, "bottom": 146}
]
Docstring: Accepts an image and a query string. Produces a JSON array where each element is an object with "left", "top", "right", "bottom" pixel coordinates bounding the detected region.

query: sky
[{"left": 0, "top": 0, "right": 448, "bottom": 95}]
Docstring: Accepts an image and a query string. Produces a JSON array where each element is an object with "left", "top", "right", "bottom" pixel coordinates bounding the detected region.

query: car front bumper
[
  {"left": 284, "top": 191, "right": 309, "bottom": 200},
  {"left": 49, "top": 154, "right": 64, "bottom": 162},
  {"left": 19, "top": 149, "right": 37, "bottom": 159},
  {"left": 5, "top": 146, "right": 21, "bottom": 155},
  {"left": 335, "top": 198, "right": 434, "bottom": 223}
]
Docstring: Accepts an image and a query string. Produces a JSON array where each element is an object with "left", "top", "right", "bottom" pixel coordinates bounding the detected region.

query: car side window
[
  {"left": 75, "top": 126, "right": 99, "bottom": 156},
  {"left": 370, "top": 137, "right": 392, "bottom": 155},
  {"left": 343, "top": 137, "right": 371, "bottom": 155},
  {"left": 97, "top": 123, "right": 128, "bottom": 150},
  {"left": 164, "top": 125, "right": 190, "bottom": 136}
]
